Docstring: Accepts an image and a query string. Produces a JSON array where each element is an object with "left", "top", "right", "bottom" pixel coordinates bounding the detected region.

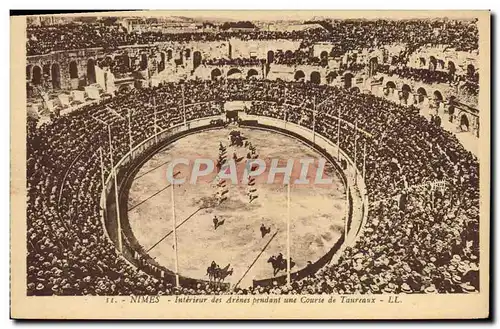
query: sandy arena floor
[{"left": 127, "top": 127, "right": 346, "bottom": 289}]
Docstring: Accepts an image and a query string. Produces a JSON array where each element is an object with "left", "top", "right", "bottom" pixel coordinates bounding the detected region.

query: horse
[
  {"left": 260, "top": 225, "right": 271, "bottom": 238},
  {"left": 206, "top": 266, "right": 217, "bottom": 281},
  {"left": 217, "top": 267, "right": 234, "bottom": 283},
  {"left": 268, "top": 256, "right": 296, "bottom": 276},
  {"left": 214, "top": 218, "right": 225, "bottom": 230}
]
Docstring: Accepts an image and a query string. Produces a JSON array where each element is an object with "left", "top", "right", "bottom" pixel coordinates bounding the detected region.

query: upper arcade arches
[
  {"left": 368, "top": 57, "right": 378, "bottom": 77},
  {"left": 460, "top": 113, "right": 470, "bottom": 131},
  {"left": 294, "top": 70, "right": 305, "bottom": 81},
  {"left": 26, "top": 65, "right": 32, "bottom": 80},
  {"left": 429, "top": 56, "right": 437, "bottom": 71},
  {"left": 158, "top": 52, "right": 166, "bottom": 73},
  {"left": 448, "top": 61, "right": 456, "bottom": 76},
  {"left": 247, "top": 69, "right": 259, "bottom": 79},
  {"left": 69, "top": 61, "right": 79, "bottom": 79},
  {"left": 401, "top": 84, "right": 412, "bottom": 104},
  {"left": 416, "top": 87, "right": 427, "bottom": 104},
  {"left": 166, "top": 49, "right": 173, "bottom": 61},
  {"left": 467, "top": 64, "right": 476, "bottom": 78},
  {"left": 419, "top": 57, "right": 426, "bottom": 68},
  {"left": 211, "top": 68, "right": 222, "bottom": 80},
  {"left": 310, "top": 71, "right": 321, "bottom": 84},
  {"left": 42, "top": 64, "right": 51, "bottom": 80},
  {"left": 32, "top": 65, "right": 42, "bottom": 85},
  {"left": 267, "top": 50, "right": 275, "bottom": 64},
  {"left": 51, "top": 63, "right": 61, "bottom": 89},
  {"left": 87, "top": 58, "right": 96, "bottom": 84},
  {"left": 227, "top": 68, "right": 243, "bottom": 79},
  {"left": 433, "top": 90, "right": 444, "bottom": 102},
  {"left": 193, "top": 51, "right": 202, "bottom": 70},
  {"left": 140, "top": 53, "right": 148, "bottom": 71},
  {"left": 386, "top": 81, "right": 397, "bottom": 90},
  {"left": 326, "top": 71, "right": 337, "bottom": 84},
  {"left": 343, "top": 72, "right": 354, "bottom": 89}
]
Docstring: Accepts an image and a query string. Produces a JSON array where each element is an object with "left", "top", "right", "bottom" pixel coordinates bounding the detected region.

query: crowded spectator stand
[{"left": 27, "top": 77, "right": 479, "bottom": 296}]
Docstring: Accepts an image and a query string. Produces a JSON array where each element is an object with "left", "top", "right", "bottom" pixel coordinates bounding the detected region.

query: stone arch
[
  {"left": 417, "top": 87, "right": 427, "bottom": 97},
  {"left": 185, "top": 48, "right": 191, "bottom": 59},
  {"left": 433, "top": 90, "right": 443, "bottom": 102},
  {"left": 87, "top": 58, "right": 96, "bottom": 84},
  {"left": 69, "top": 61, "right": 79, "bottom": 79},
  {"left": 42, "top": 64, "right": 51, "bottom": 80},
  {"left": 211, "top": 68, "right": 222, "bottom": 80},
  {"left": 467, "top": 64, "right": 476, "bottom": 78},
  {"left": 386, "top": 81, "right": 396, "bottom": 90},
  {"left": 104, "top": 55, "right": 113, "bottom": 66},
  {"left": 344, "top": 72, "right": 354, "bottom": 89},
  {"left": 326, "top": 71, "right": 337, "bottom": 84},
  {"left": 437, "top": 59, "right": 445, "bottom": 70},
  {"left": 401, "top": 84, "right": 412, "bottom": 104},
  {"left": 294, "top": 70, "right": 305, "bottom": 81},
  {"left": 193, "top": 51, "right": 202, "bottom": 69},
  {"left": 122, "top": 53, "right": 130, "bottom": 70},
  {"left": 460, "top": 113, "right": 470, "bottom": 131},
  {"left": 416, "top": 87, "right": 427, "bottom": 103},
  {"left": 310, "top": 71, "right": 321, "bottom": 84},
  {"left": 158, "top": 52, "right": 166, "bottom": 72},
  {"left": 166, "top": 49, "right": 173, "bottom": 61},
  {"left": 448, "top": 61, "right": 456, "bottom": 76},
  {"left": 134, "top": 80, "right": 143, "bottom": 89},
  {"left": 419, "top": 57, "right": 426, "bottom": 67},
  {"left": 267, "top": 50, "right": 275, "bottom": 64},
  {"left": 140, "top": 53, "right": 148, "bottom": 71},
  {"left": 32, "top": 65, "right": 42, "bottom": 85},
  {"left": 51, "top": 63, "right": 61, "bottom": 89},
  {"left": 227, "top": 68, "right": 242, "bottom": 79},
  {"left": 429, "top": 56, "right": 437, "bottom": 71},
  {"left": 26, "top": 64, "right": 32, "bottom": 80},
  {"left": 385, "top": 80, "right": 396, "bottom": 97},
  {"left": 369, "top": 57, "right": 378, "bottom": 77},
  {"left": 119, "top": 84, "right": 132, "bottom": 93},
  {"left": 247, "top": 69, "right": 259, "bottom": 79}
]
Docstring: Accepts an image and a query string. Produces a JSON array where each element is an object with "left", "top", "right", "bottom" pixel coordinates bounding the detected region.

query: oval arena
[{"left": 26, "top": 16, "right": 480, "bottom": 296}]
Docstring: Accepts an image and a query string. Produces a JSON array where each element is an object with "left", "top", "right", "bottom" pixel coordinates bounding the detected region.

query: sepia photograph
[{"left": 10, "top": 9, "right": 490, "bottom": 319}]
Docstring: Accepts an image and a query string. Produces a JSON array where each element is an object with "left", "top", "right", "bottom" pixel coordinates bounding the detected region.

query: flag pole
[
  {"left": 128, "top": 109, "right": 132, "bottom": 152},
  {"left": 312, "top": 96, "right": 316, "bottom": 144},
  {"left": 108, "top": 125, "right": 122, "bottom": 253},
  {"left": 171, "top": 183, "right": 180, "bottom": 288},
  {"left": 284, "top": 88, "right": 287, "bottom": 128},
  {"left": 337, "top": 107, "right": 341, "bottom": 161},
  {"left": 99, "top": 147, "right": 106, "bottom": 208},
  {"left": 182, "top": 84, "right": 187, "bottom": 128},
  {"left": 354, "top": 117, "right": 358, "bottom": 177},
  {"left": 286, "top": 182, "right": 291, "bottom": 286},
  {"left": 99, "top": 146, "right": 107, "bottom": 211},
  {"left": 153, "top": 97, "right": 158, "bottom": 144},
  {"left": 345, "top": 169, "right": 349, "bottom": 243},
  {"left": 362, "top": 139, "right": 367, "bottom": 179}
]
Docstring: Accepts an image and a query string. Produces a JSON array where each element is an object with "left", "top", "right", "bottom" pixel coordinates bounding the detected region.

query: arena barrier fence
[{"left": 99, "top": 107, "right": 369, "bottom": 291}]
